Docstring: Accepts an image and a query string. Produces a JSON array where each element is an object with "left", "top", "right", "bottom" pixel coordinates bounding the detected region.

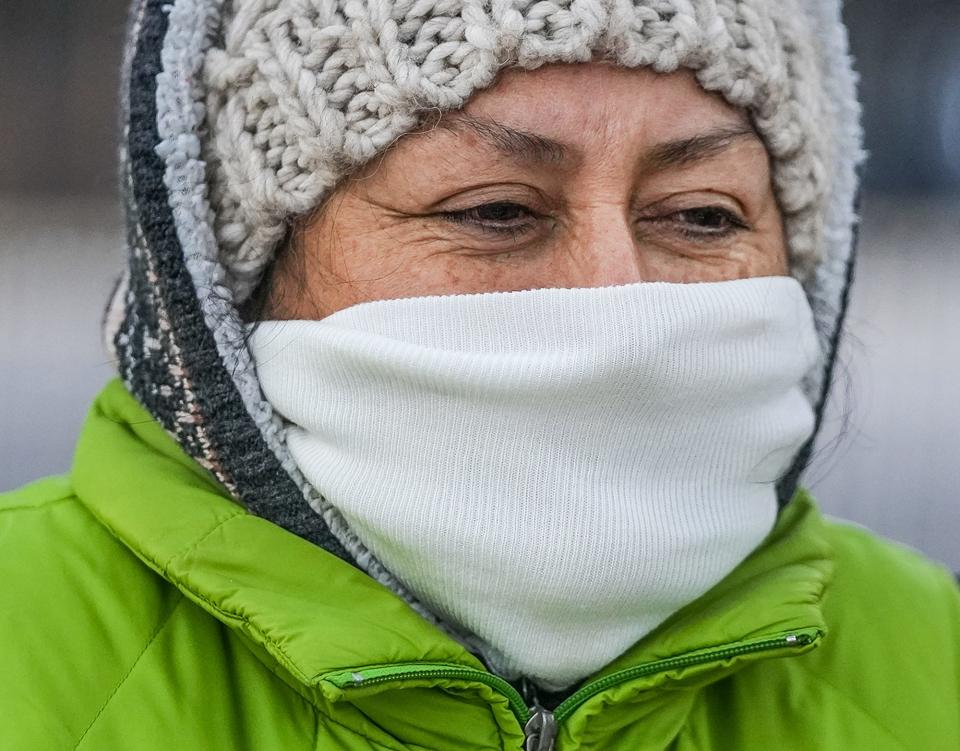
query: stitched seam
[
  {"left": 113, "top": 546, "right": 310, "bottom": 683},
  {"left": 794, "top": 660, "right": 911, "bottom": 749},
  {"left": 162, "top": 510, "right": 246, "bottom": 570},
  {"left": 71, "top": 500, "right": 315, "bottom": 677},
  {"left": 232, "top": 628, "right": 326, "bottom": 711},
  {"left": 239, "top": 634, "right": 502, "bottom": 751},
  {"left": 242, "top": 656, "right": 429, "bottom": 751},
  {"left": 89, "top": 508, "right": 313, "bottom": 677},
  {"left": 164, "top": 569, "right": 309, "bottom": 681},
  {"left": 0, "top": 497, "right": 75, "bottom": 514},
  {"left": 72, "top": 597, "right": 184, "bottom": 750},
  {"left": 313, "top": 708, "right": 414, "bottom": 751},
  {"left": 70, "top": 467, "right": 318, "bottom": 683},
  {"left": 218, "top": 631, "right": 328, "bottom": 744}
]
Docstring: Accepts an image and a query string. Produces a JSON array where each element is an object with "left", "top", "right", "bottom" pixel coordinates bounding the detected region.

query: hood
[{"left": 106, "top": 0, "right": 863, "bottom": 655}]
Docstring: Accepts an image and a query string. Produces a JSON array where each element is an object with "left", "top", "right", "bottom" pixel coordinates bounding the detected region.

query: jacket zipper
[
  {"left": 551, "top": 628, "right": 820, "bottom": 724},
  {"left": 521, "top": 679, "right": 556, "bottom": 751},
  {"left": 324, "top": 628, "right": 820, "bottom": 750},
  {"left": 524, "top": 702, "right": 558, "bottom": 751},
  {"left": 325, "top": 664, "right": 532, "bottom": 724}
]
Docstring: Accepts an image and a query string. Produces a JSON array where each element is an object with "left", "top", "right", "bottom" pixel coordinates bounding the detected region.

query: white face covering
[{"left": 248, "top": 276, "right": 820, "bottom": 690}]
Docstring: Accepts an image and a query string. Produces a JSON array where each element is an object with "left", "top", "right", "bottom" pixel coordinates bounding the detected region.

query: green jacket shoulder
[
  {"left": 689, "top": 516, "right": 960, "bottom": 751},
  {"left": 0, "top": 478, "right": 325, "bottom": 750}
]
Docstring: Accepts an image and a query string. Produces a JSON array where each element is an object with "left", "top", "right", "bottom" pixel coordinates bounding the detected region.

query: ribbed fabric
[{"left": 248, "top": 276, "right": 820, "bottom": 690}]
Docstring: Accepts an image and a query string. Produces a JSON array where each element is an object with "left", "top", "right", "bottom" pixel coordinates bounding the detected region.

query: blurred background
[{"left": 1, "top": 1, "right": 958, "bottom": 570}]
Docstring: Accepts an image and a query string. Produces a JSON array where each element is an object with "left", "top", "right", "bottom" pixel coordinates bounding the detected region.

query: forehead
[{"left": 457, "top": 62, "right": 753, "bottom": 150}]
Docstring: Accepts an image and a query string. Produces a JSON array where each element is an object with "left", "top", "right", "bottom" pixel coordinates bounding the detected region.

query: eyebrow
[
  {"left": 431, "top": 114, "right": 758, "bottom": 170},
  {"left": 647, "top": 125, "right": 759, "bottom": 170},
  {"left": 434, "top": 114, "right": 571, "bottom": 164}
]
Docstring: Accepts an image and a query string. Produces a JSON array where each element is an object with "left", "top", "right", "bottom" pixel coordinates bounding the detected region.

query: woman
[{"left": 2, "top": 0, "right": 958, "bottom": 748}]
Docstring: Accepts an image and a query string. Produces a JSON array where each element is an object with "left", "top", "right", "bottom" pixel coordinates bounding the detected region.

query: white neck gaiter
[{"left": 248, "top": 276, "right": 820, "bottom": 690}]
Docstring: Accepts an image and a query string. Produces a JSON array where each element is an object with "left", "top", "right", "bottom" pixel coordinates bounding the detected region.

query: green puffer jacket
[{"left": 2, "top": 380, "right": 959, "bottom": 750}]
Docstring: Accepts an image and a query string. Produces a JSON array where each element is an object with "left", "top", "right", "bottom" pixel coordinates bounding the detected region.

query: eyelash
[
  {"left": 652, "top": 206, "right": 751, "bottom": 240},
  {"left": 441, "top": 202, "right": 539, "bottom": 237},
  {"left": 442, "top": 202, "right": 750, "bottom": 241}
]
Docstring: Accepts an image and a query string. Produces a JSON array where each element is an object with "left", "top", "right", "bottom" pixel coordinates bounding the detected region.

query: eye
[
  {"left": 441, "top": 202, "right": 539, "bottom": 236},
  {"left": 666, "top": 206, "right": 750, "bottom": 238}
]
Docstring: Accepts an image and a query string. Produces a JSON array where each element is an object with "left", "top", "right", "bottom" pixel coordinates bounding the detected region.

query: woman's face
[{"left": 265, "top": 63, "right": 788, "bottom": 319}]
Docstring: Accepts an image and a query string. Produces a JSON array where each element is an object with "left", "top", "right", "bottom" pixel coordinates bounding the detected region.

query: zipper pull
[
  {"left": 524, "top": 704, "right": 557, "bottom": 751},
  {"left": 519, "top": 678, "right": 557, "bottom": 751}
]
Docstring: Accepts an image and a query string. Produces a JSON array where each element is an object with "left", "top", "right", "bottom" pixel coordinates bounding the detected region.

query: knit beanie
[{"left": 202, "top": 0, "right": 840, "bottom": 304}]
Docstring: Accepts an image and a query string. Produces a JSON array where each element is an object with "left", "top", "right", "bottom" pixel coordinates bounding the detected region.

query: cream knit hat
[{"left": 203, "top": 0, "right": 834, "bottom": 303}]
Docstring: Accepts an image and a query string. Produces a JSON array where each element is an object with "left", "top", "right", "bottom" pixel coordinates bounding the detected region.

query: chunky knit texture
[
  {"left": 248, "top": 276, "right": 820, "bottom": 689},
  {"left": 203, "top": 0, "right": 831, "bottom": 303}
]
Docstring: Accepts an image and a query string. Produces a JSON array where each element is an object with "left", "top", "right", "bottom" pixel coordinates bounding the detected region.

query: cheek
[
  {"left": 758, "top": 210, "right": 790, "bottom": 276},
  {"left": 633, "top": 217, "right": 789, "bottom": 282},
  {"left": 305, "top": 220, "right": 507, "bottom": 302},
  {"left": 736, "top": 241, "right": 789, "bottom": 279},
  {"left": 634, "top": 248, "right": 769, "bottom": 283},
  {"left": 723, "top": 236, "right": 791, "bottom": 280}
]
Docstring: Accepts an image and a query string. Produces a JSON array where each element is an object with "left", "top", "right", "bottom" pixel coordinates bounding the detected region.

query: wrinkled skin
[{"left": 263, "top": 63, "right": 788, "bottom": 320}]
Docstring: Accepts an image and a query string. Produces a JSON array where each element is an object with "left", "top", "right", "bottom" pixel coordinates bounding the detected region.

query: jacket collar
[{"left": 72, "top": 379, "right": 832, "bottom": 695}]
